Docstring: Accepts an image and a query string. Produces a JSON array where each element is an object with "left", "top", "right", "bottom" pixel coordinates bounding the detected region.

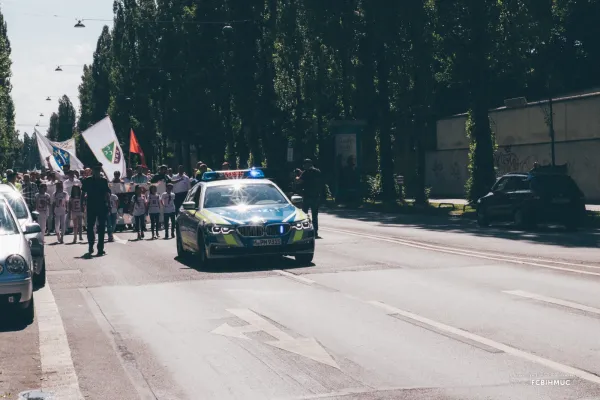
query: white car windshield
[
  {"left": 0, "top": 202, "right": 19, "bottom": 236},
  {"left": 204, "top": 183, "right": 288, "bottom": 208},
  {"left": 3, "top": 193, "right": 29, "bottom": 220}
]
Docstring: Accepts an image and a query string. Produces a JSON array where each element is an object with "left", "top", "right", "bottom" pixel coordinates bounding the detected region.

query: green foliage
[{"left": 55, "top": 0, "right": 600, "bottom": 205}]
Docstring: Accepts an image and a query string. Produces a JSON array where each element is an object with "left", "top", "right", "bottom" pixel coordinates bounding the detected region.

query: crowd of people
[{"left": 1, "top": 157, "right": 323, "bottom": 255}]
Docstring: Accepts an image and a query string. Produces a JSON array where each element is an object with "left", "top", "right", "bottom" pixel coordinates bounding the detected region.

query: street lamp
[
  {"left": 74, "top": 20, "right": 85, "bottom": 28},
  {"left": 222, "top": 24, "right": 234, "bottom": 34},
  {"left": 54, "top": 65, "right": 83, "bottom": 72}
]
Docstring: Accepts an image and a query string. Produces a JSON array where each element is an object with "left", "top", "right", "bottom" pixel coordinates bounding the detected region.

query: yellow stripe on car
[
  {"left": 292, "top": 229, "right": 304, "bottom": 242},
  {"left": 294, "top": 210, "right": 308, "bottom": 222},
  {"left": 223, "top": 234, "right": 238, "bottom": 246},
  {"left": 202, "top": 210, "right": 230, "bottom": 225}
]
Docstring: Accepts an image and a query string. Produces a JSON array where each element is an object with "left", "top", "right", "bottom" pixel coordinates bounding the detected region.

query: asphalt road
[{"left": 1, "top": 210, "right": 599, "bottom": 400}]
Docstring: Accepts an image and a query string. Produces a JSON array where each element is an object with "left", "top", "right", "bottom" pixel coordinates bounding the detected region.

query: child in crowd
[
  {"left": 161, "top": 183, "right": 176, "bottom": 239},
  {"left": 34, "top": 183, "right": 51, "bottom": 242},
  {"left": 69, "top": 186, "right": 84, "bottom": 243},
  {"left": 52, "top": 181, "right": 69, "bottom": 243},
  {"left": 130, "top": 185, "right": 147, "bottom": 240},
  {"left": 107, "top": 192, "right": 119, "bottom": 242},
  {"left": 147, "top": 185, "right": 161, "bottom": 239}
]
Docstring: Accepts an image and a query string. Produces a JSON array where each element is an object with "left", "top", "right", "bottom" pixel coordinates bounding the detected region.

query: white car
[
  {"left": 0, "top": 185, "right": 46, "bottom": 287},
  {"left": 0, "top": 197, "right": 39, "bottom": 323}
]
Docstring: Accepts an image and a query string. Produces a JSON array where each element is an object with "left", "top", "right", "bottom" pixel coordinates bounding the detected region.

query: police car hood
[{"left": 203, "top": 204, "right": 306, "bottom": 225}]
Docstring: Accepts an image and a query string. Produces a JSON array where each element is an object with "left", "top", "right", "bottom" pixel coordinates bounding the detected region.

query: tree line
[{"left": 9, "top": 1, "right": 600, "bottom": 203}]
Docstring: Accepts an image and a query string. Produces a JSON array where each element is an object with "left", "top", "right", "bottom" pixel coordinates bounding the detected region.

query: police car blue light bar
[{"left": 202, "top": 168, "right": 265, "bottom": 181}]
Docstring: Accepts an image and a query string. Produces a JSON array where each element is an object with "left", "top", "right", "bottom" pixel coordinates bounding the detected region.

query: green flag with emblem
[{"left": 102, "top": 141, "right": 115, "bottom": 162}]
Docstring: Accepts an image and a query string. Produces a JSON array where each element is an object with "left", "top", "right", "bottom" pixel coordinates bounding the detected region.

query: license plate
[
  {"left": 552, "top": 198, "right": 570, "bottom": 204},
  {"left": 253, "top": 238, "right": 282, "bottom": 246}
]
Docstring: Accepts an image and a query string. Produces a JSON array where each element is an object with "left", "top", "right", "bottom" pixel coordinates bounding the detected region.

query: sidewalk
[{"left": 424, "top": 198, "right": 600, "bottom": 212}]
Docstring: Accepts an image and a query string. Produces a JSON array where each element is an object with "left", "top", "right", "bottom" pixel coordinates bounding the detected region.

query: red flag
[{"left": 129, "top": 129, "right": 146, "bottom": 167}]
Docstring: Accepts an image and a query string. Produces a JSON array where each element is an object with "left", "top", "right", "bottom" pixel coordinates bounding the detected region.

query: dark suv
[{"left": 476, "top": 170, "right": 586, "bottom": 230}]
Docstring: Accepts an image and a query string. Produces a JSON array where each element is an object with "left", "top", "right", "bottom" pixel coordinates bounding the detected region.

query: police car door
[
  {"left": 182, "top": 184, "right": 204, "bottom": 251},
  {"left": 179, "top": 184, "right": 200, "bottom": 248}
]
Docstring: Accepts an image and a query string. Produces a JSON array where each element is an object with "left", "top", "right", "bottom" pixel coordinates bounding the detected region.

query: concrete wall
[{"left": 428, "top": 92, "right": 600, "bottom": 201}]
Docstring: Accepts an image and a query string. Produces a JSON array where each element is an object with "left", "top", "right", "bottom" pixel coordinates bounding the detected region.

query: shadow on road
[
  {"left": 322, "top": 208, "right": 600, "bottom": 249},
  {"left": 0, "top": 313, "right": 31, "bottom": 332},
  {"left": 175, "top": 255, "right": 310, "bottom": 273}
]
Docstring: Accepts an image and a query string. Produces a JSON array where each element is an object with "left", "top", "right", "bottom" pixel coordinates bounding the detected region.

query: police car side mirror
[
  {"left": 291, "top": 195, "right": 303, "bottom": 206},
  {"left": 182, "top": 201, "right": 196, "bottom": 211},
  {"left": 31, "top": 211, "right": 39, "bottom": 222}
]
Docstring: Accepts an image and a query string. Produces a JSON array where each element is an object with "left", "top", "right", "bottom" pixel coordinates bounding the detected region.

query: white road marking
[
  {"left": 36, "top": 285, "right": 84, "bottom": 400},
  {"left": 274, "top": 269, "right": 315, "bottom": 285},
  {"left": 80, "top": 289, "right": 158, "bottom": 400},
  {"left": 504, "top": 290, "right": 600, "bottom": 315},
  {"left": 368, "top": 300, "right": 600, "bottom": 386},
  {"left": 323, "top": 227, "right": 600, "bottom": 277},
  {"left": 212, "top": 308, "right": 339, "bottom": 369}
]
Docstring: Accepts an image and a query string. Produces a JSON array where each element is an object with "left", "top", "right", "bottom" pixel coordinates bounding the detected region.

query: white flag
[
  {"left": 81, "top": 116, "right": 126, "bottom": 178},
  {"left": 34, "top": 128, "right": 85, "bottom": 172}
]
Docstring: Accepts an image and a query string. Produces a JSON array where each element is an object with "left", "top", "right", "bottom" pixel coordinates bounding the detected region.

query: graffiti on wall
[{"left": 493, "top": 146, "right": 535, "bottom": 175}]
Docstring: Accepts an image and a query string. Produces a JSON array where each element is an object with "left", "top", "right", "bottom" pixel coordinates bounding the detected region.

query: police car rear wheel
[{"left": 295, "top": 253, "right": 314, "bottom": 265}]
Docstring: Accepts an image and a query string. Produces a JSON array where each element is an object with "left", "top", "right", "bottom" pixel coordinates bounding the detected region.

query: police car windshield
[
  {"left": 0, "top": 202, "right": 19, "bottom": 236},
  {"left": 203, "top": 183, "right": 287, "bottom": 208}
]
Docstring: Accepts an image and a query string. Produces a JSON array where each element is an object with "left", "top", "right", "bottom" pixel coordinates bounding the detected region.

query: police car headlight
[
  {"left": 6, "top": 255, "right": 29, "bottom": 275},
  {"left": 293, "top": 219, "right": 312, "bottom": 230},
  {"left": 208, "top": 225, "right": 234, "bottom": 235}
]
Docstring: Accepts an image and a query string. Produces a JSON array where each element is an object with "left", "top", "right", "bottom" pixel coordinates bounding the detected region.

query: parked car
[
  {"left": 0, "top": 197, "right": 39, "bottom": 323},
  {"left": 0, "top": 185, "right": 46, "bottom": 287},
  {"left": 476, "top": 168, "right": 586, "bottom": 230}
]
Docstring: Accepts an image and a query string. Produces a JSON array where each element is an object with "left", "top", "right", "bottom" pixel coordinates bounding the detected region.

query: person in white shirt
[
  {"left": 45, "top": 157, "right": 71, "bottom": 182},
  {"left": 147, "top": 185, "right": 161, "bottom": 239},
  {"left": 69, "top": 185, "right": 84, "bottom": 243},
  {"left": 34, "top": 183, "right": 51, "bottom": 242},
  {"left": 172, "top": 165, "right": 190, "bottom": 215},
  {"left": 130, "top": 185, "right": 147, "bottom": 240},
  {"left": 160, "top": 183, "right": 177, "bottom": 239},
  {"left": 52, "top": 181, "right": 69, "bottom": 243},
  {"left": 107, "top": 193, "right": 119, "bottom": 242}
]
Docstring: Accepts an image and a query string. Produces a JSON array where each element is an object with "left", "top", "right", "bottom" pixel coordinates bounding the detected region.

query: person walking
[
  {"left": 107, "top": 191, "right": 119, "bottom": 242},
  {"left": 171, "top": 165, "right": 190, "bottom": 215},
  {"left": 69, "top": 186, "right": 84, "bottom": 243},
  {"left": 147, "top": 185, "right": 161, "bottom": 239},
  {"left": 81, "top": 162, "right": 111, "bottom": 257},
  {"left": 161, "top": 183, "right": 176, "bottom": 239},
  {"left": 21, "top": 173, "right": 38, "bottom": 211},
  {"left": 34, "top": 183, "right": 51, "bottom": 243},
  {"left": 130, "top": 185, "right": 147, "bottom": 240},
  {"left": 52, "top": 181, "right": 69, "bottom": 243},
  {"left": 296, "top": 158, "right": 323, "bottom": 238}
]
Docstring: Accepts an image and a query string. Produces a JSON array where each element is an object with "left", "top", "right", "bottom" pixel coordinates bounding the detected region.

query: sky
[{"left": 2, "top": 0, "right": 114, "bottom": 138}]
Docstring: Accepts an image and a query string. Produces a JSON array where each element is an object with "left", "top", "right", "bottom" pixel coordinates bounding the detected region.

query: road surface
[{"left": 1, "top": 210, "right": 599, "bottom": 400}]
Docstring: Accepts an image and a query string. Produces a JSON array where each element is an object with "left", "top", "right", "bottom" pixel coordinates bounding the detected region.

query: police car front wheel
[{"left": 295, "top": 253, "right": 314, "bottom": 265}]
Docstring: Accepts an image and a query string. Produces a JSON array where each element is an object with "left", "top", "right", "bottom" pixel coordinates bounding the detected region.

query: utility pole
[
  {"left": 548, "top": 94, "right": 556, "bottom": 167},
  {"left": 547, "top": 76, "right": 556, "bottom": 167}
]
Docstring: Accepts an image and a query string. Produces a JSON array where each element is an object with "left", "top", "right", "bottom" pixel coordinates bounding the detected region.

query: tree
[
  {"left": 0, "top": 8, "right": 17, "bottom": 172},
  {"left": 57, "top": 95, "right": 77, "bottom": 141},
  {"left": 46, "top": 113, "right": 59, "bottom": 141}
]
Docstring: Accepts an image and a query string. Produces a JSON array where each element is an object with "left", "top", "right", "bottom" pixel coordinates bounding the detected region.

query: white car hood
[{"left": 0, "top": 233, "right": 27, "bottom": 263}]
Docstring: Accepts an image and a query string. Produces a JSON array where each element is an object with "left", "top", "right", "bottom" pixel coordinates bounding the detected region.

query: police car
[{"left": 176, "top": 168, "right": 315, "bottom": 266}]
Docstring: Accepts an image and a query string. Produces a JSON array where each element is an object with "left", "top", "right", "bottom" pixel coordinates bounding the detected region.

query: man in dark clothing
[
  {"left": 82, "top": 162, "right": 111, "bottom": 257},
  {"left": 150, "top": 165, "right": 173, "bottom": 184},
  {"left": 297, "top": 159, "right": 322, "bottom": 238}
]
